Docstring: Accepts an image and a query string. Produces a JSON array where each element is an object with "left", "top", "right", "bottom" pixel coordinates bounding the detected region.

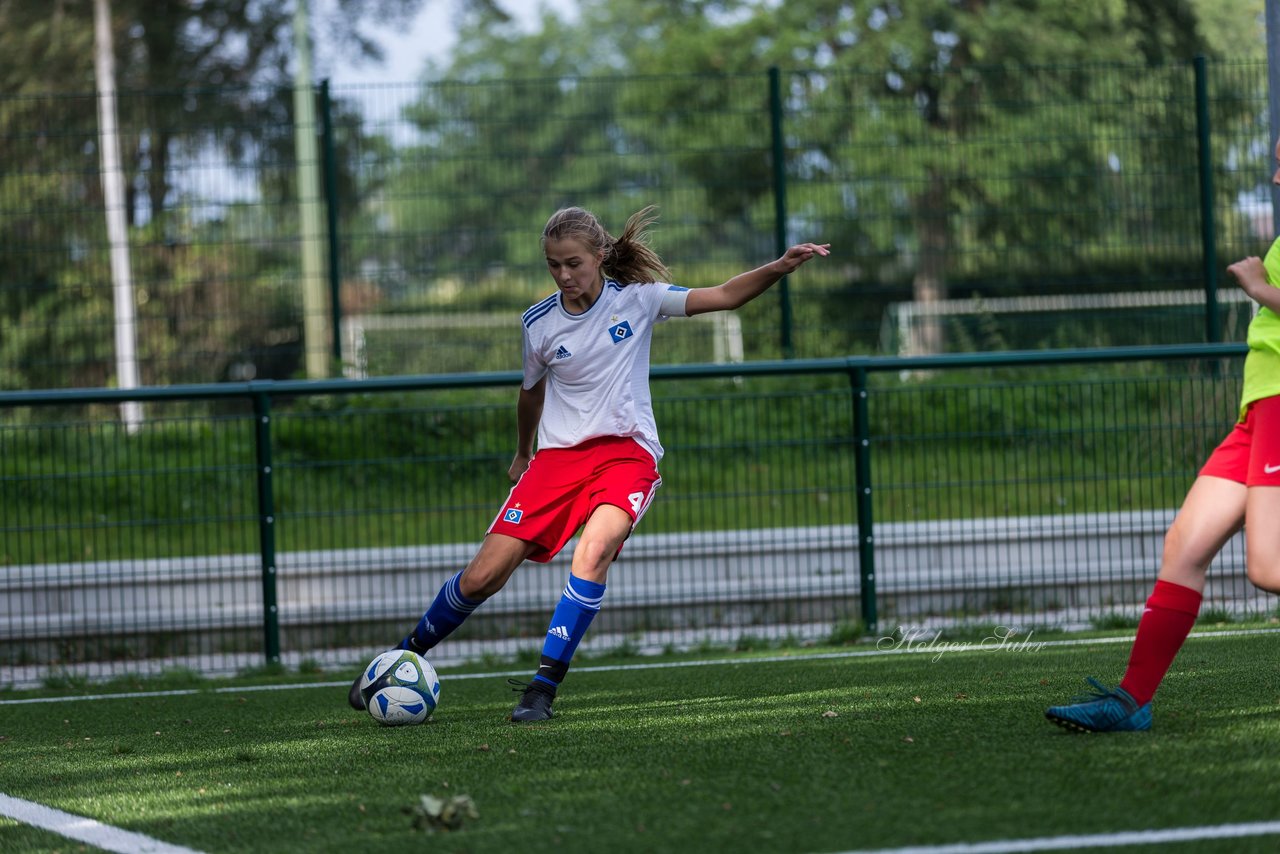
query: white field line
[
  {"left": 825, "top": 819, "right": 1280, "bottom": 853},
  {"left": 2, "top": 627, "right": 1277, "bottom": 707},
  {"left": 0, "top": 792, "right": 205, "bottom": 854}
]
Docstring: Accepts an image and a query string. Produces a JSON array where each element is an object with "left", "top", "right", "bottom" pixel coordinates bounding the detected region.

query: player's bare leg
[
  {"left": 458, "top": 533, "right": 539, "bottom": 599},
  {"left": 1244, "top": 486, "right": 1280, "bottom": 592},
  {"left": 1156, "top": 476, "right": 1246, "bottom": 593},
  {"left": 569, "top": 503, "right": 633, "bottom": 583},
  {"left": 511, "top": 504, "right": 633, "bottom": 722}
]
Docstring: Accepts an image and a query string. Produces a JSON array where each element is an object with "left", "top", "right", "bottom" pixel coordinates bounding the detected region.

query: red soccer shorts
[
  {"left": 1200, "top": 394, "right": 1280, "bottom": 487},
  {"left": 486, "top": 435, "right": 662, "bottom": 563}
]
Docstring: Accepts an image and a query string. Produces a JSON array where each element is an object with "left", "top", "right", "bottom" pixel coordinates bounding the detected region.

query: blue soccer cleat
[{"left": 1045, "top": 677, "right": 1152, "bottom": 733}]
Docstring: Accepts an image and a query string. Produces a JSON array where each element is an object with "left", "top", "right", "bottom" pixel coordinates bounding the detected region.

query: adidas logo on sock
[
  {"left": 548, "top": 625, "right": 571, "bottom": 641},
  {"left": 554, "top": 345, "right": 572, "bottom": 359}
]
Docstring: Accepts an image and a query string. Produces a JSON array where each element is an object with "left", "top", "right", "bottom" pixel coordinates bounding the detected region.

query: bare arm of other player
[
  {"left": 684, "top": 242, "right": 830, "bottom": 316},
  {"left": 1226, "top": 256, "right": 1280, "bottom": 314},
  {"left": 509, "top": 376, "right": 546, "bottom": 482}
]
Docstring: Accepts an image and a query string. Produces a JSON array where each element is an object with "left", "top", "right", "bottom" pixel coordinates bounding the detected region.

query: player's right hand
[{"left": 508, "top": 453, "right": 532, "bottom": 483}]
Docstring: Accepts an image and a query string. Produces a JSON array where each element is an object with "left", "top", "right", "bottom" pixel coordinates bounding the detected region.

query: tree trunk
[{"left": 909, "top": 171, "right": 949, "bottom": 357}]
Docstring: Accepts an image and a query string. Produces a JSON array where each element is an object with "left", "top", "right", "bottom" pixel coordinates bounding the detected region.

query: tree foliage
[
  {"left": 0, "top": 0, "right": 426, "bottom": 388},
  {"left": 0, "top": 0, "right": 1270, "bottom": 391},
  {"left": 378, "top": 0, "right": 1262, "bottom": 355}
]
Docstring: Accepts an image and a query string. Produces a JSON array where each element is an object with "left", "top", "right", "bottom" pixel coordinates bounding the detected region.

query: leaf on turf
[{"left": 411, "top": 793, "right": 479, "bottom": 833}]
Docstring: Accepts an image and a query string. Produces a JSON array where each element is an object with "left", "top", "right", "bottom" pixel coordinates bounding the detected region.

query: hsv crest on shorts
[{"left": 504, "top": 507, "right": 524, "bottom": 524}]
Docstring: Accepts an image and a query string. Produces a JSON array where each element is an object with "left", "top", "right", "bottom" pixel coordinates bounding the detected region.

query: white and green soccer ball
[{"left": 358, "top": 649, "right": 441, "bottom": 726}]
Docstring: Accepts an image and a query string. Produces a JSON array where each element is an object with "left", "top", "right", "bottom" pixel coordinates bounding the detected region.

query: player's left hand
[
  {"left": 776, "top": 242, "right": 831, "bottom": 274},
  {"left": 1227, "top": 256, "right": 1268, "bottom": 299}
]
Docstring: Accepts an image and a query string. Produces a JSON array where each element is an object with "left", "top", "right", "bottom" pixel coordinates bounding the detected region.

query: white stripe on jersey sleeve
[
  {"left": 521, "top": 323, "right": 548, "bottom": 389},
  {"left": 658, "top": 284, "right": 689, "bottom": 318}
]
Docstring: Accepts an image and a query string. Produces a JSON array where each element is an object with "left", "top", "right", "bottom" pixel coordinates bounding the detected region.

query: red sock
[{"left": 1119, "top": 580, "right": 1202, "bottom": 705}]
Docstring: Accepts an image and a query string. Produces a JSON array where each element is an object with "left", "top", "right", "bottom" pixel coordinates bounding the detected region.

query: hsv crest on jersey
[{"left": 608, "top": 321, "right": 634, "bottom": 343}]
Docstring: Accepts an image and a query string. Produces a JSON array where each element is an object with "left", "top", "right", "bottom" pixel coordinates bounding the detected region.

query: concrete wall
[
  {"left": 4, "top": 509, "right": 1261, "bottom": 667},
  {"left": 2, "top": 512, "right": 1269, "bottom": 691}
]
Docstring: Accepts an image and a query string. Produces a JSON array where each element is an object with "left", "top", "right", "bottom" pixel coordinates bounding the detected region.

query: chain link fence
[
  {"left": 1, "top": 61, "right": 1272, "bottom": 391},
  {"left": 2, "top": 346, "right": 1266, "bottom": 688}
]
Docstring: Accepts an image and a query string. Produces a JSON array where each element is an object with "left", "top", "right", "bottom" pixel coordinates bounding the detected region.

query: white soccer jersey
[{"left": 521, "top": 279, "right": 690, "bottom": 462}]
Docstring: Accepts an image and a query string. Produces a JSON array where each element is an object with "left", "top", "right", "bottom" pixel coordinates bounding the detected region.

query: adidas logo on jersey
[
  {"left": 547, "top": 625, "right": 572, "bottom": 641},
  {"left": 554, "top": 345, "right": 572, "bottom": 359}
]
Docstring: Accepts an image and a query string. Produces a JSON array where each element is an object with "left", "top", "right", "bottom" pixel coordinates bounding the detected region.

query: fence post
[
  {"left": 252, "top": 392, "right": 281, "bottom": 665},
  {"left": 769, "top": 67, "right": 794, "bottom": 358},
  {"left": 850, "top": 365, "right": 877, "bottom": 634},
  {"left": 1193, "top": 56, "right": 1220, "bottom": 344},
  {"left": 320, "top": 80, "right": 343, "bottom": 366}
]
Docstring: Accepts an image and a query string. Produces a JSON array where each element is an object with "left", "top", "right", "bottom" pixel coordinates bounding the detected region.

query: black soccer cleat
[
  {"left": 509, "top": 679, "right": 556, "bottom": 722},
  {"left": 347, "top": 671, "right": 366, "bottom": 711}
]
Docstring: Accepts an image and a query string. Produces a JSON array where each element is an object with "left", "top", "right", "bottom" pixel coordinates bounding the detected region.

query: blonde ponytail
[
  {"left": 541, "top": 205, "right": 671, "bottom": 284},
  {"left": 607, "top": 205, "right": 671, "bottom": 284}
]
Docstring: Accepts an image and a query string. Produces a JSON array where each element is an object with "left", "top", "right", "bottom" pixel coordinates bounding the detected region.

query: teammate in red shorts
[
  {"left": 1045, "top": 140, "right": 1280, "bottom": 733},
  {"left": 349, "top": 205, "right": 829, "bottom": 721}
]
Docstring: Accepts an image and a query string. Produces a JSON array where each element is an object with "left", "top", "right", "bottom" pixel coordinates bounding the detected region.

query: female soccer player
[
  {"left": 349, "top": 205, "right": 829, "bottom": 721},
  {"left": 1045, "top": 141, "right": 1280, "bottom": 733}
]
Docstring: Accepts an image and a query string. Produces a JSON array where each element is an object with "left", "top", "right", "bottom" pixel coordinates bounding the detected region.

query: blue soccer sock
[
  {"left": 532, "top": 574, "right": 606, "bottom": 691},
  {"left": 399, "top": 571, "right": 483, "bottom": 654}
]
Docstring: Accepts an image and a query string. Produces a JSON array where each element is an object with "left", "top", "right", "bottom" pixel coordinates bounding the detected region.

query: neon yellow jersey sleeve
[{"left": 1240, "top": 237, "right": 1280, "bottom": 418}]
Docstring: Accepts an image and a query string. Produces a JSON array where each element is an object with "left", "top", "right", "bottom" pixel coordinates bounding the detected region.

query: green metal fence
[
  {"left": 0, "top": 61, "right": 1272, "bottom": 392},
  {"left": 1, "top": 344, "right": 1264, "bottom": 688}
]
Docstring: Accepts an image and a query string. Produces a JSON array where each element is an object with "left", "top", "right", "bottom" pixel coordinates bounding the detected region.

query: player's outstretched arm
[
  {"left": 509, "top": 377, "right": 545, "bottom": 482},
  {"left": 1227, "top": 256, "right": 1280, "bottom": 314},
  {"left": 685, "top": 242, "right": 830, "bottom": 317}
]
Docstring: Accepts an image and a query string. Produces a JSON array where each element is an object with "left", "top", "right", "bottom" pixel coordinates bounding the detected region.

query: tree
[
  {"left": 385, "top": 1, "right": 778, "bottom": 300},
  {"left": 382, "top": 0, "right": 1259, "bottom": 357},
  {"left": 0, "top": 0, "right": 430, "bottom": 388},
  {"left": 2, "top": 0, "right": 429, "bottom": 222},
  {"left": 613, "top": 0, "right": 1263, "bottom": 352}
]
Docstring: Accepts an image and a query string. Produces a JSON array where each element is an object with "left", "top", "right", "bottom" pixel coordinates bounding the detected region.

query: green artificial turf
[{"left": 2, "top": 630, "right": 1279, "bottom": 853}]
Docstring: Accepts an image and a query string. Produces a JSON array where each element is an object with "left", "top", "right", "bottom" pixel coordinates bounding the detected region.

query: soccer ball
[{"left": 358, "top": 649, "right": 441, "bottom": 726}]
